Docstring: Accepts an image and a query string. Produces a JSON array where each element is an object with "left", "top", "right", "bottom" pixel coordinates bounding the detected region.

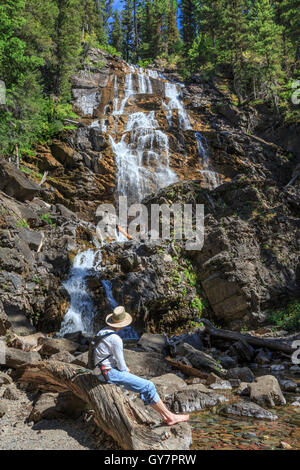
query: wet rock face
[
  {"left": 0, "top": 191, "right": 95, "bottom": 334},
  {"left": 88, "top": 241, "right": 204, "bottom": 334}
]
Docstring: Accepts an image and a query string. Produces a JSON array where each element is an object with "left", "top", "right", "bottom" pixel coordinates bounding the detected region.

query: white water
[
  {"left": 59, "top": 65, "right": 224, "bottom": 336},
  {"left": 59, "top": 250, "right": 100, "bottom": 335},
  {"left": 195, "top": 131, "right": 222, "bottom": 189}
]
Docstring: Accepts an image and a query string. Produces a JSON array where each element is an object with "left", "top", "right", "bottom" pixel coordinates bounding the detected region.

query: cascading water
[
  {"left": 59, "top": 250, "right": 100, "bottom": 336},
  {"left": 59, "top": 63, "right": 223, "bottom": 336},
  {"left": 195, "top": 131, "right": 222, "bottom": 189}
]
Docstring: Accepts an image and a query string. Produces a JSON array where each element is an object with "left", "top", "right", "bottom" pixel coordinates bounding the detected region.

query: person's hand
[{"left": 127, "top": 368, "right": 131, "bottom": 372}]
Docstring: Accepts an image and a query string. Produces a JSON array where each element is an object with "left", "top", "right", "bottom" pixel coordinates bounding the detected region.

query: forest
[{"left": 0, "top": 0, "right": 299, "bottom": 157}]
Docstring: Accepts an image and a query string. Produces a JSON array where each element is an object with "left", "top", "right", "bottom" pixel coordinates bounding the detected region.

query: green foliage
[
  {"left": 40, "top": 213, "right": 56, "bottom": 227},
  {"left": 191, "top": 296, "right": 204, "bottom": 313},
  {"left": 268, "top": 300, "right": 300, "bottom": 331},
  {"left": 16, "top": 219, "right": 29, "bottom": 228}
]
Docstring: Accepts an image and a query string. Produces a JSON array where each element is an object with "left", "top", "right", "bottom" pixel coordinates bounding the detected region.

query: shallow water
[{"left": 191, "top": 391, "right": 300, "bottom": 450}]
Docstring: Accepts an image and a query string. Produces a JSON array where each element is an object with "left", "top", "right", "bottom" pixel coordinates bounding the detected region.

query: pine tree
[
  {"left": 179, "top": 0, "right": 197, "bottom": 52},
  {"left": 110, "top": 10, "right": 123, "bottom": 52},
  {"left": 167, "top": 0, "right": 181, "bottom": 55},
  {"left": 121, "top": 0, "right": 133, "bottom": 61}
]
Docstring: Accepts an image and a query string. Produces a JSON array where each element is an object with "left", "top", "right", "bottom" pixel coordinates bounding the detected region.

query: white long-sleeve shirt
[{"left": 94, "top": 328, "right": 127, "bottom": 371}]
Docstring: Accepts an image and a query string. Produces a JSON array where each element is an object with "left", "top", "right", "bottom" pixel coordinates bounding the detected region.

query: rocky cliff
[{"left": 0, "top": 48, "right": 299, "bottom": 335}]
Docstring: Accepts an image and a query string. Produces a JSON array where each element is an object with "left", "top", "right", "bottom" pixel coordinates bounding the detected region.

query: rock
[
  {"left": 233, "top": 340, "right": 255, "bottom": 362},
  {"left": 49, "top": 351, "right": 76, "bottom": 363},
  {"left": 222, "top": 400, "right": 278, "bottom": 420},
  {"left": 0, "top": 310, "right": 11, "bottom": 335},
  {"left": 237, "top": 382, "right": 250, "bottom": 395},
  {"left": 209, "top": 381, "right": 232, "bottom": 391},
  {"left": 280, "top": 441, "right": 292, "bottom": 450},
  {"left": 3, "top": 303, "right": 36, "bottom": 336},
  {"left": 17, "top": 229, "right": 44, "bottom": 251},
  {"left": 89, "top": 128, "right": 108, "bottom": 151},
  {"left": 0, "top": 372, "right": 13, "bottom": 386},
  {"left": 0, "top": 158, "right": 41, "bottom": 201},
  {"left": 176, "top": 343, "right": 227, "bottom": 376},
  {"left": 0, "top": 345, "right": 41, "bottom": 368},
  {"left": 138, "top": 333, "right": 167, "bottom": 354},
  {"left": 169, "top": 383, "right": 228, "bottom": 413},
  {"left": 63, "top": 331, "right": 83, "bottom": 343},
  {"left": 219, "top": 355, "right": 237, "bottom": 369},
  {"left": 152, "top": 373, "right": 187, "bottom": 399},
  {"left": 38, "top": 337, "right": 80, "bottom": 356},
  {"left": 291, "top": 397, "right": 300, "bottom": 407},
  {"left": 270, "top": 364, "right": 285, "bottom": 371},
  {"left": 255, "top": 350, "right": 271, "bottom": 365},
  {"left": 248, "top": 375, "right": 286, "bottom": 407},
  {"left": 124, "top": 350, "right": 172, "bottom": 378},
  {"left": 7, "top": 332, "right": 45, "bottom": 352},
  {"left": 2, "top": 384, "right": 19, "bottom": 400},
  {"left": 279, "top": 379, "right": 297, "bottom": 392},
  {"left": 0, "top": 402, "right": 8, "bottom": 418},
  {"left": 228, "top": 378, "right": 241, "bottom": 388},
  {"left": 71, "top": 351, "right": 88, "bottom": 367},
  {"left": 226, "top": 367, "right": 254, "bottom": 383}
]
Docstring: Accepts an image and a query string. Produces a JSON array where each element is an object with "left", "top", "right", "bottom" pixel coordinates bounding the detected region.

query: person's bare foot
[{"left": 164, "top": 414, "right": 190, "bottom": 426}]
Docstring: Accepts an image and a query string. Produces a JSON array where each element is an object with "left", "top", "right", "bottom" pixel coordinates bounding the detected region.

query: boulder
[
  {"left": 152, "top": 373, "right": 187, "bottom": 399},
  {"left": 38, "top": 337, "right": 80, "bottom": 356},
  {"left": 71, "top": 351, "right": 88, "bottom": 367},
  {"left": 169, "top": 384, "right": 228, "bottom": 413},
  {"left": 17, "top": 229, "right": 44, "bottom": 251},
  {"left": 219, "top": 355, "right": 237, "bottom": 369},
  {"left": 248, "top": 375, "right": 286, "bottom": 407},
  {"left": 0, "top": 344, "right": 41, "bottom": 368},
  {"left": 0, "top": 158, "right": 41, "bottom": 201},
  {"left": 222, "top": 400, "right": 278, "bottom": 420},
  {"left": 124, "top": 349, "right": 172, "bottom": 378},
  {"left": 279, "top": 379, "right": 297, "bottom": 392},
  {"left": 49, "top": 351, "right": 76, "bottom": 363},
  {"left": 176, "top": 343, "right": 227, "bottom": 376},
  {"left": 226, "top": 367, "right": 254, "bottom": 383},
  {"left": 7, "top": 332, "right": 45, "bottom": 352},
  {"left": 206, "top": 373, "right": 232, "bottom": 391},
  {"left": 233, "top": 340, "right": 255, "bottom": 362},
  {"left": 138, "top": 333, "right": 167, "bottom": 354},
  {"left": 255, "top": 350, "right": 271, "bottom": 365}
]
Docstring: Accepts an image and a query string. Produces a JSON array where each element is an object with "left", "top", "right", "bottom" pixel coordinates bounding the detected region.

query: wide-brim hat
[{"left": 105, "top": 306, "right": 133, "bottom": 328}]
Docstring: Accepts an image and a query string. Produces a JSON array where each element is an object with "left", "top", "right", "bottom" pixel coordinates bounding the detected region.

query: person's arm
[{"left": 111, "top": 336, "right": 128, "bottom": 372}]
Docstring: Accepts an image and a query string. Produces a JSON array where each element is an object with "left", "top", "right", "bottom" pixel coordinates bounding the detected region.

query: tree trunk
[
  {"left": 15, "top": 361, "right": 191, "bottom": 450},
  {"left": 199, "top": 319, "right": 295, "bottom": 354}
]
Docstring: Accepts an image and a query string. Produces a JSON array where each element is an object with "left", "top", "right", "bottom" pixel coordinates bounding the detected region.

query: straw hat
[{"left": 105, "top": 306, "right": 133, "bottom": 328}]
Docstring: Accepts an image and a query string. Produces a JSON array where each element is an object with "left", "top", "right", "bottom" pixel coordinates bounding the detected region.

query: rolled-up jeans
[{"left": 105, "top": 368, "right": 160, "bottom": 406}]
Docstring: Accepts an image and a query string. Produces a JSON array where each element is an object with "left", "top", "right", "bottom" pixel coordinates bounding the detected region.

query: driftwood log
[
  {"left": 200, "top": 319, "right": 294, "bottom": 355},
  {"left": 15, "top": 361, "right": 192, "bottom": 450}
]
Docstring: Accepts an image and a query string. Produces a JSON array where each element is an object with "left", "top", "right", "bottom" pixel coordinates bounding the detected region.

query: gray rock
[
  {"left": 38, "top": 337, "right": 80, "bottom": 356},
  {"left": 0, "top": 158, "right": 41, "bottom": 201},
  {"left": 138, "top": 333, "right": 167, "bottom": 354},
  {"left": 226, "top": 367, "right": 254, "bottom": 383},
  {"left": 0, "top": 344, "right": 41, "bottom": 368},
  {"left": 0, "top": 310, "right": 11, "bottom": 335},
  {"left": 222, "top": 400, "right": 278, "bottom": 420},
  {"left": 49, "top": 351, "right": 76, "bottom": 363},
  {"left": 255, "top": 350, "right": 271, "bottom": 365},
  {"left": 0, "top": 372, "right": 13, "bottom": 386},
  {"left": 279, "top": 379, "right": 297, "bottom": 392},
  {"left": 152, "top": 373, "right": 187, "bottom": 399},
  {"left": 248, "top": 375, "right": 286, "bottom": 407},
  {"left": 17, "top": 229, "right": 43, "bottom": 251},
  {"left": 169, "top": 384, "right": 228, "bottom": 413},
  {"left": 219, "top": 355, "right": 237, "bottom": 369},
  {"left": 124, "top": 349, "right": 172, "bottom": 378}
]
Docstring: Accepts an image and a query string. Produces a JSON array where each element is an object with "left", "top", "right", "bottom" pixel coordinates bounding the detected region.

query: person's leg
[{"left": 107, "top": 369, "right": 190, "bottom": 425}]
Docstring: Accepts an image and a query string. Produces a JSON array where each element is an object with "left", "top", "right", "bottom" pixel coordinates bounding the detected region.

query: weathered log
[
  {"left": 165, "top": 357, "right": 209, "bottom": 379},
  {"left": 199, "top": 319, "right": 294, "bottom": 354},
  {"left": 15, "top": 360, "right": 192, "bottom": 450}
]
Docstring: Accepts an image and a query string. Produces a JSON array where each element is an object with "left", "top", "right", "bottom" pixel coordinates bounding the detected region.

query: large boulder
[
  {"left": 222, "top": 400, "right": 278, "bottom": 420},
  {"left": 0, "top": 344, "right": 41, "bottom": 368},
  {"left": 248, "top": 375, "right": 286, "bottom": 407},
  {"left": 152, "top": 373, "right": 187, "bottom": 399},
  {"left": 138, "top": 333, "right": 167, "bottom": 354},
  {"left": 226, "top": 367, "right": 254, "bottom": 383},
  {"left": 168, "top": 383, "right": 228, "bottom": 413},
  {"left": 28, "top": 392, "right": 86, "bottom": 423},
  {"left": 38, "top": 337, "right": 80, "bottom": 356},
  {"left": 0, "top": 158, "right": 40, "bottom": 201},
  {"left": 124, "top": 350, "right": 172, "bottom": 378}
]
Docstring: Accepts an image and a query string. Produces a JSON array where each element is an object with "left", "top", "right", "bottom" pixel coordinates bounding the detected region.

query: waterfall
[
  {"left": 59, "top": 250, "right": 100, "bottom": 336},
  {"left": 113, "top": 72, "right": 133, "bottom": 116},
  {"left": 195, "top": 131, "right": 222, "bottom": 189},
  {"left": 164, "top": 82, "right": 192, "bottom": 131},
  {"left": 109, "top": 110, "right": 177, "bottom": 202}
]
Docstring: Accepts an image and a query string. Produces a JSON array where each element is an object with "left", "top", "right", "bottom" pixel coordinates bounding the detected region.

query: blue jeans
[{"left": 105, "top": 368, "right": 160, "bottom": 406}]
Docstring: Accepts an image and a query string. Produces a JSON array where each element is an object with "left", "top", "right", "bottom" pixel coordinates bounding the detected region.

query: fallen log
[
  {"left": 15, "top": 361, "right": 192, "bottom": 450},
  {"left": 165, "top": 357, "right": 209, "bottom": 379},
  {"left": 199, "top": 319, "right": 294, "bottom": 355}
]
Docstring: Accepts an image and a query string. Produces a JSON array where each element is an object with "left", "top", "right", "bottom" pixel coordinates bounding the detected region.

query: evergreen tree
[
  {"left": 167, "top": 0, "right": 181, "bottom": 54},
  {"left": 179, "top": 0, "right": 197, "bottom": 52},
  {"left": 110, "top": 10, "right": 123, "bottom": 52}
]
